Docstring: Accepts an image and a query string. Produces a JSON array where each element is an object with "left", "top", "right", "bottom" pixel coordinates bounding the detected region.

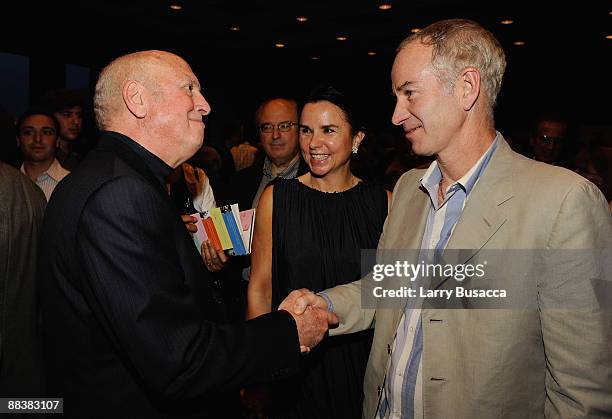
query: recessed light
[
  {"left": 336, "top": 36, "right": 347, "bottom": 41},
  {"left": 410, "top": 28, "right": 421, "bottom": 33},
  {"left": 169, "top": 4, "right": 182, "bottom": 10},
  {"left": 379, "top": 3, "right": 392, "bottom": 10},
  {"left": 229, "top": 26, "right": 240, "bottom": 31},
  {"left": 513, "top": 41, "right": 526, "bottom": 46},
  {"left": 275, "top": 43, "right": 285, "bottom": 48},
  {"left": 296, "top": 16, "right": 308, "bottom": 22},
  {"left": 367, "top": 51, "right": 377, "bottom": 56},
  {"left": 500, "top": 19, "right": 514, "bottom": 25}
]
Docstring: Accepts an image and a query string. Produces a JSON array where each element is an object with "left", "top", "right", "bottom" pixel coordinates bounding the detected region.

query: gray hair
[
  {"left": 397, "top": 19, "right": 506, "bottom": 109},
  {"left": 93, "top": 51, "right": 167, "bottom": 130}
]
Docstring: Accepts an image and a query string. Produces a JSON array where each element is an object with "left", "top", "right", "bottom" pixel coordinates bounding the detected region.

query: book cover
[
  {"left": 230, "top": 204, "right": 242, "bottom": 231},
  {"left": 221, "top": 205, "right": 247, "bottom": 256},
  {"left": 230, "top": 203, "right": 252, "bottom": 254},
  {"left": 201, "top": 210, "right": 223, "bottom": 252},
  {"left": 190, "top": 213, "right": 208, "bottom": 251},
  {"left": 210, "top": 207, "right": 233, "bottom": 250},
  {"left": 239, "top": 208, "right": 256, "bottom": 253}
]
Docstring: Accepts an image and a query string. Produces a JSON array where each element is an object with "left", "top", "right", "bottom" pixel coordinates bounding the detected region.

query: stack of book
[{"left": 189, "top": 204, "right": 256, "bottom": 256}]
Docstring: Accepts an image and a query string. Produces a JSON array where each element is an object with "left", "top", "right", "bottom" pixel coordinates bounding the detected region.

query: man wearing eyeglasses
[
  {"left": 225, "top": 97, "right": 309, "bottom": 212},
  {"left": 529, "top": 112, "right": 569, "bottom": 166},
  {"left": 216, "top": 98, "right": 309, "bottom": 320}
]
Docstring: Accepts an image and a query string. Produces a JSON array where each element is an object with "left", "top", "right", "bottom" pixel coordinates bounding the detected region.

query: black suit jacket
[{"left": 39, "top": 133, "right": 300, "bottom": 418}]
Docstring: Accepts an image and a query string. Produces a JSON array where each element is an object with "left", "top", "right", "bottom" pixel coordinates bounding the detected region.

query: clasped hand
[{"left": 278, "top": 289, "right": 337, "bottom": 353}]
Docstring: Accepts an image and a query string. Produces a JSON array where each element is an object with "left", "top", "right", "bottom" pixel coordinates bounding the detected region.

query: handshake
[{"left": 278, "top": 289, "right": 337, "bottom": 353}]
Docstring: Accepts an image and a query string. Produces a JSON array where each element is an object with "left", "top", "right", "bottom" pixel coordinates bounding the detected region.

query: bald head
[
  {"left": 93, "top": 49, "right": 211, "bottom": 168},
  {"left": 255, "top": 98, "right": 300, "bottom": 167},
  {"left": 93, "top": 50, "right": 189, "bottom": 130}
]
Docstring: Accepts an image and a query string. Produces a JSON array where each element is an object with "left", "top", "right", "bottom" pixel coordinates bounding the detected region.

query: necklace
[{"left": 309, "top": 175, "right": 358, "bottom": 193}]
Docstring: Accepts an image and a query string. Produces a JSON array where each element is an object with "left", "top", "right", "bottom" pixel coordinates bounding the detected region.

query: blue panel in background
[{"left": 0, "top": 51, "right": 29, "bottom": 117}]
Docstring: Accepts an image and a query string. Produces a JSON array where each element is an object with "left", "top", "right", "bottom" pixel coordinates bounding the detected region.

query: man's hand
[
  {"left": 201, "top": 241, "right": 229, "bottom": 272},
  {"left": 279, "top": 289, "right": 337, "bottom": 353},
  {"left": 281, "top": 288, "right": 329, "bottom": 315},
  {"left": 181, "top": 214, "right": 198, "bottom": 233}
]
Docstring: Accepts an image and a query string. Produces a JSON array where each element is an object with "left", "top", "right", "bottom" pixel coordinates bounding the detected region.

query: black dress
[{"left": 271, "top": 178, "right": 388, "bottom": 419}]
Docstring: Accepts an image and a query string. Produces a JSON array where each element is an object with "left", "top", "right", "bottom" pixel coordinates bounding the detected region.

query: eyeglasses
[
  {"left": 536, "top": 134, "right": 566, "bottom": 145},
  {"left": 259, "top": 121, "right": 297, "bottom": 133}
]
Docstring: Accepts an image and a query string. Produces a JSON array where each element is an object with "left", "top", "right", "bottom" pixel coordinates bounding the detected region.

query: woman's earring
[{"left": 352, "top": 145, "right": 358, "bottom": 154}]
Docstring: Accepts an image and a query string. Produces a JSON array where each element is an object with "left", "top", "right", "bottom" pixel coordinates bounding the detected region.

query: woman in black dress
[{"left": 247, "top": 86, "right": 390, "bottom": 418}]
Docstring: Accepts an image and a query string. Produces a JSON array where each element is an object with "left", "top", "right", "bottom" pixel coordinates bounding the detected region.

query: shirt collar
[
  {"left": 20, "top": 158, "right": 69, "bottom": 182},
  {"left": 262, "top": 155, "right": 301, "bottom": 179},
  {"left": 420, "top": 132, "right": 500, "bottom": 199},
  {"left": 102, "top": 130, "right": 173, "bottom": 188},
  {"left": 46, "top": 158, "right": 69, "bottom": 181}
]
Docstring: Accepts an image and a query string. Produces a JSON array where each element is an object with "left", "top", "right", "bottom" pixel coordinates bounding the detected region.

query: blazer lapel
[{"left": 431, "top": 138, "right": 514, "bottom": 291}]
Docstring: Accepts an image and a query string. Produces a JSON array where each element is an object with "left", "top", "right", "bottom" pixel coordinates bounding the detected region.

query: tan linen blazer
[{"left": 326, "top": 137, "right": 612, "bottom": 418}]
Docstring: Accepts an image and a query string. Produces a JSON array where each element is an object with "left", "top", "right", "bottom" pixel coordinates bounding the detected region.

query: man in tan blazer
[{"left": 286, "top": 19, "right": 612, "bottom": 418}]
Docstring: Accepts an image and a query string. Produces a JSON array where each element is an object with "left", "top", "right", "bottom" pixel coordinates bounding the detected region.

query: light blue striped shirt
[{"left": 378, "top": 133, "right": 500, "bottom": 418}]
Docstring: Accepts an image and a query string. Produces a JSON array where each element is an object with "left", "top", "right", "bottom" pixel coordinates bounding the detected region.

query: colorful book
[
  {"left": 222, "top": 205, "right": 247, "bottom": 256},
  {"left": 201, "top": 210, "right": 223, "bottom": 252},
  {"left": 190, "top": 213, "right": 208, "bottom": 251},
  {"left": 190, "top": 205, "right": 256, "bottom": 255},
  {"left": 230, "top": 204, "right": 248, "bottom": 252},
  {"left": 210, "top": 207, "right": 233, "bottom": 250},
  {"left": 239, "top": 208, "right": 256, "bottom": 253}
]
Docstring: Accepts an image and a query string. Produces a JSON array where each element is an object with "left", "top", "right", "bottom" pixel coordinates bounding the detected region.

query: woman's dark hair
[
  {"left": 302, "top": 85, "right": 365, "bottom": 137},
  {"left": 15, "top": 108, "right": 60, "bottom": 136}
]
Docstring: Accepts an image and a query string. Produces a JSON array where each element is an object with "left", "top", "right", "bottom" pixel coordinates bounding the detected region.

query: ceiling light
[
  {"left": 410, "top": 28, "right": 421, "bottom": 33},
  {"left": 229, "top": 26, "right": 240, "bottom": 31},
  {"left": 500, "top": 19, "right": 514, "bottom": 25},
  {"left": 513, "top": 41, "right": 526, "bottom": 46},
  {"left": 296, "top": 16, "right": 308, "bottom": 22},
  {"left": 275, "top": 43, "right": 285, "bottom": 48},
  {"left": 379, "top": 3, "right": 392, "bottom": 10},
  {"left": 336, "top": 36, "right": 347, "bottom": 41},
  {"left": 367, "top": 51, "right": 377, "bottom": 56},
  {"left": 169, "top": 4, "right": 182, "bottom": 10}
]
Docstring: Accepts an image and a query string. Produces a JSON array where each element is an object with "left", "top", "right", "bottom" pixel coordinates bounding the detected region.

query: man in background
[
  {"left": 221, "top": 97, "right": 308, "bottom": 211},
  {"left": 16, "top": 109, "right": 70, "bottom": 200},
  {"left": 212, "top": 98, "right": 309, "bottom": 319},
  {"left": 528, "top": 111, "right": 570, "bottom": 166},
  {"left": 39, "top": 88, "right": 87, "bottom": 169}
]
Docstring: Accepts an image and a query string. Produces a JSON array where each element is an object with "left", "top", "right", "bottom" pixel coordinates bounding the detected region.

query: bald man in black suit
[{"left": 39, "top": 50, "right": 335, "bottom": 418}]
